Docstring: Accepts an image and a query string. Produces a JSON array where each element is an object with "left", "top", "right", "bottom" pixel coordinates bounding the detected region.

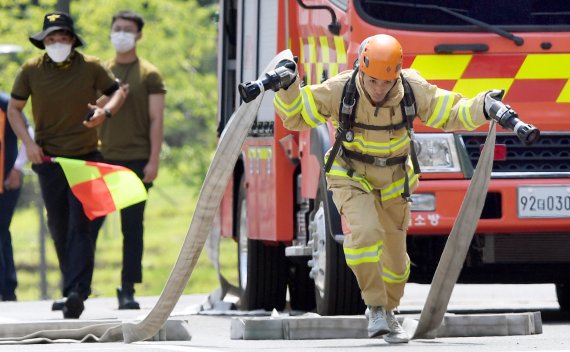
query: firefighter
[{"left": 273, "top": 34, "right": 502, "bottom": 343}]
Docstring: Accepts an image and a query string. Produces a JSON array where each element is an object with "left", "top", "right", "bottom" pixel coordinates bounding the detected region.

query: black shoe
[
  {"left": 117, "top": 287, "right": 140, "bottom": 310},
  {"left": 62, "top": 292, "right": 84, "bottom": 319},
  {"left": 1, "top": 293, "right": 17, "bottom": 302},
  {"left": 52, "top": 297, "right": 66, "bottom": 311}
]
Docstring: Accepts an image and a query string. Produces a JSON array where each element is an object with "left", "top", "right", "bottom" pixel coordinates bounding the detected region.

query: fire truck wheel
[
  {"left": 556, "top": 282, "right": 570, "bottom": 311},
  {"left": 236, "top": 175, "right": 287, "bottom": 311},
  {"left": 287, "top": 259, "right": 316, "bottom": 311},
  {"left": 309, "top": 176, "right": 365, "bottom": 315}
]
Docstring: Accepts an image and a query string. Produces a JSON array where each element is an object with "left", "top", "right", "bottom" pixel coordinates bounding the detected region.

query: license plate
[{"left": 517, "top": 185, "right": 570, "bottom": 218}]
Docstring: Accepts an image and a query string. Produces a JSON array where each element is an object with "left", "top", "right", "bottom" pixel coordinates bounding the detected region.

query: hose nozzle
[{"left": 488, "top": 102, "right": 540, "bottom": 145}]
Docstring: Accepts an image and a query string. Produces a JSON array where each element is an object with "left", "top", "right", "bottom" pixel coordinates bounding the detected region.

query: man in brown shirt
[
  {"left": 92, "top": 10, "right": 166, "bottom": 310},
  {"left": 7, "top": 12, "right": 126, "bottom": 319}
]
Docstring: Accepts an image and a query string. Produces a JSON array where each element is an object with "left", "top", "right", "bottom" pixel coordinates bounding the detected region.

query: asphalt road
[{"left": 0, "top": 284, "right": 568, "bottom": 352}]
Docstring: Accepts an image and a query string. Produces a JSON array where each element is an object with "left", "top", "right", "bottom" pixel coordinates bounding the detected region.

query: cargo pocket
[
  {"left": 398, "top": 200, "right": 411, "bottom": 231},
  {"left": 331, "top": 186, "right": 353, "bottom": 216}
]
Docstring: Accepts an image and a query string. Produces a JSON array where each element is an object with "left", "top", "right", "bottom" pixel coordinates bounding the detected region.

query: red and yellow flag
[{"left": 54, "top": 157, "right": 148, "bottom": 220}]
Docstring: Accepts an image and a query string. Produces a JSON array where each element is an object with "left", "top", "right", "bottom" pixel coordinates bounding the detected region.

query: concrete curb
[{"left": 230, "top": 312, "right": 542, "bottom": 340}]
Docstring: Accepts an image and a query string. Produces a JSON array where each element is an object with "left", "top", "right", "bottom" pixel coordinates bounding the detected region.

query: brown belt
[{"left": 341, "top": 148, "right": 407, "bottom": 167}]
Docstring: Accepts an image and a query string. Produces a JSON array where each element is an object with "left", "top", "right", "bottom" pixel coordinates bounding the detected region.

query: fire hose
[
  {"left": 412, "top": 96, "right": 539, "bottom": 338},
  {"left": 413, "top": 121, "right": 497, "bottom": 339}
]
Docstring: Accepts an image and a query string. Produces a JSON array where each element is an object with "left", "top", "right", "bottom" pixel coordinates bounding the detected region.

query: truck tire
[
  {"left": 237, "top": 175, "right": 287, "bottom": 311},
  {"left": 556, "top": 282, "right": 570, "bottom": 311},
  {"left": 287, "top": 259, "right": 316, "bottom": 311},
  {"left": 308, "top": 176, "right": 365, "bottom": 315}
]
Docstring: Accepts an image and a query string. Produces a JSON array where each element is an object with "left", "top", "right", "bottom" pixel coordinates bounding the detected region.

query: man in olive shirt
[
  {"left": 92, "top": 10, "right": 166, "bottom": 310},
  {"left": 7, "top": 12, "right": 126, "bottom": 319}
]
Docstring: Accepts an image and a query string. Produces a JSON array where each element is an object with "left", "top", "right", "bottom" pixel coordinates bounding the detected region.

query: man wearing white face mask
[
  {"left": 92, "top": 10, "right": 166, "bottom": 310},
  {"left": 7, "top": 11, "right": 126, "bottom": 319}
]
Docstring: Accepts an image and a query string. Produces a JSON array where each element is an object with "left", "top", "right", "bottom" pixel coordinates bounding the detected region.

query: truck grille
[
  {"left": 483, "top": 233, "right": 570, "bottom": 263},
  {"left": 460, "top": 133, "right": 570, "bottom": 173}
]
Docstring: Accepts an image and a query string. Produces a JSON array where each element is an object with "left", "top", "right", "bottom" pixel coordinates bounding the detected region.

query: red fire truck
[{"left": 215, "top": 0, "right": 570, "bottom": 315}]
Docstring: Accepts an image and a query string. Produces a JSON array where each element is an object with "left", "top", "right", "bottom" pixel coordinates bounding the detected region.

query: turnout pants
[{"left": 331, "top": 185, "right": 410, "bottom": 310}]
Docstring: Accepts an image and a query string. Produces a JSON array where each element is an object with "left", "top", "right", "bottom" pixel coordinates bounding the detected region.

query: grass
[{"left": 10, "top": 168, "right": 239, "bottom": 301}]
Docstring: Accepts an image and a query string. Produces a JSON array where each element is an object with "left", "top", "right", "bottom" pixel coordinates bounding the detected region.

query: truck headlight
[{"left": 414, "top": 133, "right": 461, "bottom": 172}]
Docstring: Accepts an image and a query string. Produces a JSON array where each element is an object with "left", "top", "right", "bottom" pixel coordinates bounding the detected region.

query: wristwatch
[{"left": 104, "top": 108, "right": 112, "bottom": 119}]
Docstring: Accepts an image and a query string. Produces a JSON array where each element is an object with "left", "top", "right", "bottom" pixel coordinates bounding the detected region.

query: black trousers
[
  {"left": 0, "top": 185, "right": 20, "bottom": 298},
  {"left": 32, "top": 152, "right": 102, "bottom": 300},
  {"left": 91, "top": 159, "right": 151, "bottom": 286}
]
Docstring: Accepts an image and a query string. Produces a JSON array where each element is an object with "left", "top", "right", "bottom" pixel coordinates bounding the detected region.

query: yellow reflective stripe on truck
[
  {"left": 410, "top": 53, "right": 570, "bottom": 101},
  {"left": 516, "top": 54, "right": 570, "bottom": 79},
  {"left": 410, "top": 55, "right": 472, "bottom": 80},
  {"left": 299, "top": 35, "right": 347, "bottom": 85}
]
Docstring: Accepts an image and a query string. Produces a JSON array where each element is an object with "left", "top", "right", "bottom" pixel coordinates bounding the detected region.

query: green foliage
[{"left": 0, "top": 0, "right": 220, "bottom": 186}]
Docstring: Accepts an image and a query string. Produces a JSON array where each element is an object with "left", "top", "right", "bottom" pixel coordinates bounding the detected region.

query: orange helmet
[{"left": 358, "top": 34, "right": 403, "bottom": 80}]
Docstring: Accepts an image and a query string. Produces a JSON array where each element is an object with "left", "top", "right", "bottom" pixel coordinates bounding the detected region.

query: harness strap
[
  {"left": 352, "top": 120, "right": 407, "bottom": 131},
  {"left": 324, "top": 69, "right": 359, "bottom": 173},
  {"left": 400, "top": 75, "right": 421, "bottom": 176},
  {"left": 403, "top": 165, "right": 410, "bottom": 200}
]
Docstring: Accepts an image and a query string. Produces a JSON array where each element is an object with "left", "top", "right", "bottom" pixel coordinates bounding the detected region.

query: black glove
[
  {"left": 276, "top": 59, "right": 297, "bottom": 73},
  {"left": 484, "top": 89, "right": 505, "bottom": 120},
  {"left": 274, "top": 59, "right": 298, "bottom": 90}
]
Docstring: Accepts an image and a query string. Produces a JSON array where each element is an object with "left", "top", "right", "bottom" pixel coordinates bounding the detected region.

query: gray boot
[
  {"left": 383, "top": 310, "right": 410, "bottom": 344},
  {"left": 365, "top": 306, "right": 390, "bottom": 338}
]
